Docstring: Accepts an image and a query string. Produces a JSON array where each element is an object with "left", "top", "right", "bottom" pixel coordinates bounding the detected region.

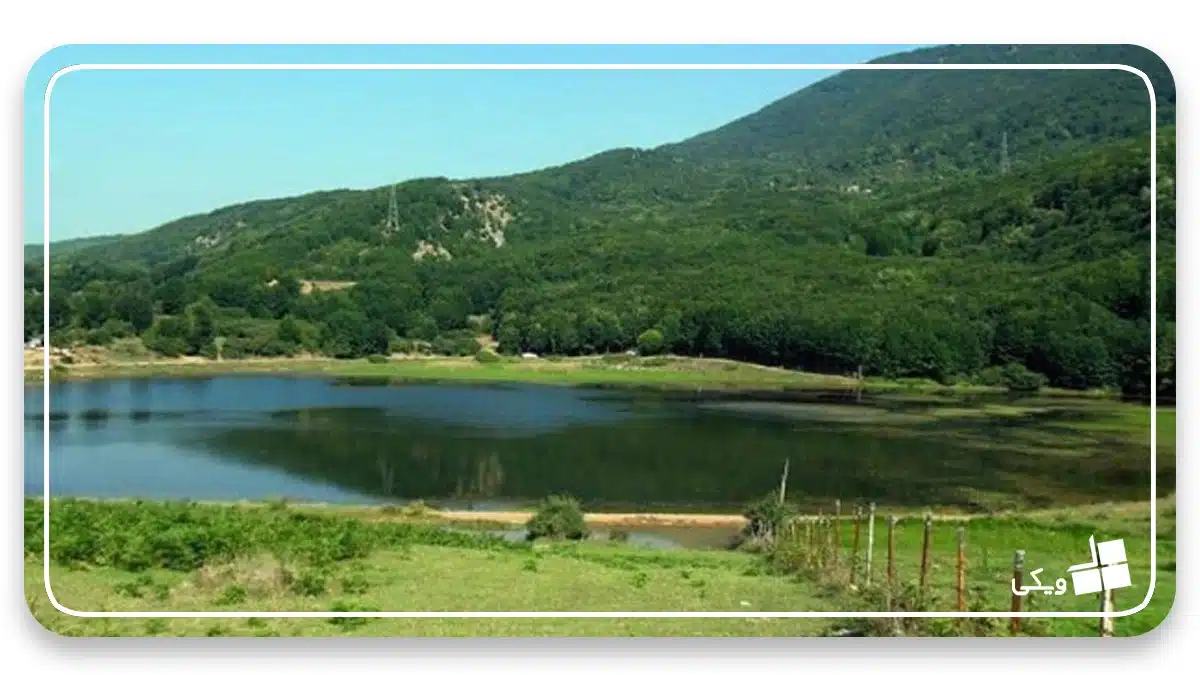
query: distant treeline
[{"left": 24, "top": 103, "right": 1174, "bottom": 399}]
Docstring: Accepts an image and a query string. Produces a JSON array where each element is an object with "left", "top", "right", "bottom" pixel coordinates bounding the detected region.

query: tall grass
[{"left": 26, "top": 498, "right": 517, "bottom": 573}]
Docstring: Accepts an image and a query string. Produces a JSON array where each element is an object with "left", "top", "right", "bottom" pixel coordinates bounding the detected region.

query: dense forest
[{"left": 24, "top": 44, "right": 1176, "bottom": 398}]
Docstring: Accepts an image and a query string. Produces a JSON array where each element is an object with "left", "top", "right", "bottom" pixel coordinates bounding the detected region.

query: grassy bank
[
  {"left": 25, "top": 497, "right": 1173, "bottom": 637},
  {"left": 766, "top": 496, "right": 1174, "bottom": 637},
  {"left": 26, "top": 352, "right": 1115, "bottom": 400},
  {"left": 24, "top": 353, "right": 863, "bottom": 391},
  {"left": 25, "top": 498, "right": 833, "bottom": 637}
]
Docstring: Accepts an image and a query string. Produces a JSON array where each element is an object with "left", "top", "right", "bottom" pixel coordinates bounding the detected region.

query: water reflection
[{"left": 24, "top": 377, "right": 1160, "bottom": 512}]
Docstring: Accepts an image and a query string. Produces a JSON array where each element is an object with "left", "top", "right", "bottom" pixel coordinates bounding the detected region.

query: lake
[{"left": 24, "top": 376, "right": 1157, "bottom": 514}]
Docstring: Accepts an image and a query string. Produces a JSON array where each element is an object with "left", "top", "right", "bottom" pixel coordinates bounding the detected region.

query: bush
[
  {"left": 525, "top": 495, "right": 589, "bottom": 542},
  {"left": 389, "top": 338, "right": 418, "bottom": 354},
  {"left": 216, "top": 583, "right": 248, "bottom": 606},
  {"left": 1000, "top": 362, "right": 1048, "bottom": 392},
  {"left": 258, "top": 339, "right": 298, "bottom": 357},
  {"left": 327, "top": 600, "right": 378, "bottom": 628},
  {"left": 976, "top": 363, "right": 1048, "bottom": 392},
  {"left": 289, "top": 568, "right": 328, "bottom": 597},
  {"left": 85, "top": 326, "right": 115, "bottom": 346},
  {"left": 340, "top": 571, "right": 370, "bottom": 595},
  {"left": 431, "top": 335, "right": 480, "bottom": 356},
  {"left": 474, "top": 349, "right": 501, "bottom": 364},
  {"left": 741, "top": 493, "right": 794, "bottom": 541},
  {"left": 366, "top": 354, "right": 389, "bottom": 364},
  {"left": 636, "top": 329, "right": 664, "bottom": 355},
  {"left": 109, "top": 337, "right": 150, "bottom": 359}
]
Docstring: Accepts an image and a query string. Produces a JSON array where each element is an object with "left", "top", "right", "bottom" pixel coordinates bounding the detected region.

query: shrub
[
  {"left": 474, "top": 349, "right": 501, "bottom": 364},
  {"left": 1000, "top": 362, "right": 1048, "bottom": 392},
  {"left": 109, "top": 337, "right": 150, "bottom": 359},
  {"left": 216, "top": 584, "right": 248, "bottom": 606},
  {"left": 327, "top": 600, "right": 378, "bottom": 628},
  {"left": 976, "top": 362, "right": 1048, "bottom": 392},
  {"left": 636, "top": 329, "right": 664, "bottom": 355},
  {"left": 258, "top": 339, "right": 298, "bottom": 357},
  {"left": 366, "top": 354, "right": 389, "bottom": 364},
  {"left": 431, "top": 335, "right": 480, "bottom": 356},
  {"left": 289, "top": 568, "right": 328, "bottom": 597},
  {"left": 340, "top": 572, "right": 370, "bottom": 595},
  {"left": 85, "top": 326, "right": 115, "bottom": 346},
  {"left": 390, "top": 338, "right": 417, "bottom": 354},
  {"left": 114, "top": 579, "right": 145, "bottom": 598},
  {"left": 741, "top": 493, "right": 794, "bottom": 542},
  {"left": 525, "top": 495, "right": 589, "bottom": 542}
]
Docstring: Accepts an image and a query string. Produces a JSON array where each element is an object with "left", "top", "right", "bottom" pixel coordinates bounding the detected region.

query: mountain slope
[
  {"left": 24, "top": 234, "right": 126, "bottom": 262},
  {"left": 28, "top": 44, "right": 1175, "bottom": 396},
  {"left": 666, "top": 44, "right": 1174, "bottom": 186}
]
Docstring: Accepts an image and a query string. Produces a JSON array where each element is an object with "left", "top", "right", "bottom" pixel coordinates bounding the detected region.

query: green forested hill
[
  {"left": 667, "top": 44, "right": 1174, "bottom": 186},
  {"left": 27, "top": 44, "right": 1175, "bottom": 397},
  {"left": 24, "top": 234, "right": 126, "bottom": 262}
]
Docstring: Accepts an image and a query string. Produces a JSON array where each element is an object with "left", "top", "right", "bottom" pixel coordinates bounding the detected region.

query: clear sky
[{"left": 25, "top": 44, "right": 923, "bottom": 244}]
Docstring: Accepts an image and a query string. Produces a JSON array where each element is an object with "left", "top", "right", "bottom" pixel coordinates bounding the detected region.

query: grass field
[
  {"left": 27, "top": 351, "right": 1059, "bottom": 395},
  {"left": 27, "top": 353, "right": 858, "bottom": 390},
  {"left": 771, "top": 496, "right": 1174, "bottom": 637},
  {"left": 24, "top": 497, "right": 1173, "bottom": 638}
]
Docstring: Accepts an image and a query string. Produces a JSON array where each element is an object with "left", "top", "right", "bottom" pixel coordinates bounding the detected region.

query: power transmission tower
[
  {"left": 385, "top": 184, "right": 399, "bottom": 231},
  {"left": 1000, "top": 130, "right": 1010, "bottom": 175}
]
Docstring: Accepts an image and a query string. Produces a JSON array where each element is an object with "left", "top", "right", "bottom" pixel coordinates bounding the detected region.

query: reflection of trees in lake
[
  {"left": 377, "top": 454, "right": 395, "bottom": 497},
  {"left": 182, "top": 402, "right": 1152, "bottom": 512}
]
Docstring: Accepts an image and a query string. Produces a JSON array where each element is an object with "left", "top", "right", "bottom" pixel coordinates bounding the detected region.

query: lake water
[{"left": 24, "top": 376, "right": 1151, "bottom": 515}]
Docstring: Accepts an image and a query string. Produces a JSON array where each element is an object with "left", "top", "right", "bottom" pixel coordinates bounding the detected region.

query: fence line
[{"left": 771, "top": 500, "right": 1118, "bottom": 637}]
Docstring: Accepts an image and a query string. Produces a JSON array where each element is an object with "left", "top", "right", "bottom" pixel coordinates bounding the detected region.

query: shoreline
[
  {"left": 24, "top": 353, "right": 1124, "bottom": 400},
  {"left": 33, "top": 495, "right": 1159, "bottom": 528}
]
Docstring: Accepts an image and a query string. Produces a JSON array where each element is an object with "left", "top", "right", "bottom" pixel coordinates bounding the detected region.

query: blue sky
[{"left": 25, "top": 44, "right": 923, "bottom": 244}]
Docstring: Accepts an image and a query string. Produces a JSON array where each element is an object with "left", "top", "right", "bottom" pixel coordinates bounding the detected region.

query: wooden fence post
[
  {"left": 887, "top": 515, "right": 897, "bottom": 588},
  {"left": 956, "top": 527, "right": 967, "bottom": 612},
  {"left": 1010, "top": 550, "right": 1025, "bottom": 635},
  {"left": 1100, "top": 588, "right": 1115, "bottom": 637},
  {"left": 833, "top": 499, "right": 842, "bottom": 577},
  {"left": 866, "top": 502, "right": 876, "bottom": 587},
  {"left": 804, "top": 519, "right": 813, "bottom": 567},
  {"left": 778, "top": 458, "right": 790, "bottom": 505},
  {"left": 850, "top": 507, "right": 862, "bottom": 586},
  {"left": 816, "top": 509, "right": 825, "bottom": 569},
  {"left": 919, "top": 512, "right": 933, "bottom": 595}
]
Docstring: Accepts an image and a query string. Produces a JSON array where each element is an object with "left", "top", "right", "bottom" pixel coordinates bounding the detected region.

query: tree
[
  {"left": 72, "top": 281, "right": 113, "bottom": 329},
  {"left": 320, "top": 310, "right": 389, "bottom": 358},
  {"left": 156, "top": 277, "right": 192, "bottom": 315},
  {"left": 636, "top": 329, "right": 664, "bottom": 355},
  {"left": 186, "top": 298, "right": 217, "bottom": 354},
  {"left": 406, "top": 312, "right": 439, "bottom": 342},
  {"left": 143, "top": 316, "right": 190, "bottom": 356},
  {"left": 276, "top": 315, "right": 302, "bottom": 346},
  {"left": 113, "top": 281, "right": 155, "bottom": 332},
  {"left": 525, "top": 495, "right": 588, "bottom": 541},
  {"left": 23, "top": 294, "right": 40, "bottom": 341}
]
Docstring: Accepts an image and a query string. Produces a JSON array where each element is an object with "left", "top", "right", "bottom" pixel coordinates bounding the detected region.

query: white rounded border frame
[{"left": 39, "top": 60, "right": 1161, "bottom": 621}]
